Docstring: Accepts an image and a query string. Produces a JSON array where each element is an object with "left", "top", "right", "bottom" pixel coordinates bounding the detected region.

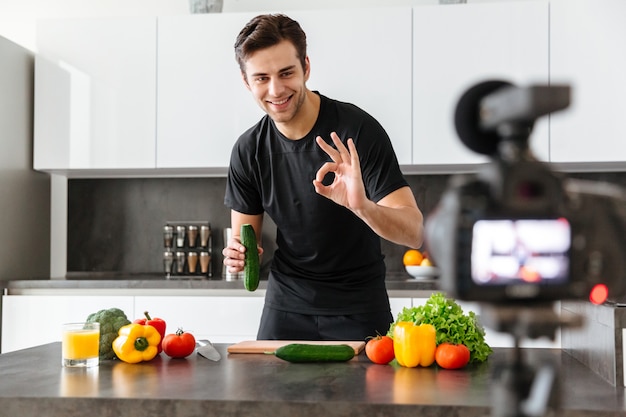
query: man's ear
[
  {"left": 241, "top": 71, "right": 251, "bottom": 90},
  {"left": 304, "top": 56, "right": 311, "bottom": 82}
]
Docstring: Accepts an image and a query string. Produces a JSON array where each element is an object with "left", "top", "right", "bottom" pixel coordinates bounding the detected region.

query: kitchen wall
[
  {"left": 67, "top": 172, "right": 626, "bottom": 279},
  {"left": 66, "top": 175, "right": 451, "bottom": 278}
]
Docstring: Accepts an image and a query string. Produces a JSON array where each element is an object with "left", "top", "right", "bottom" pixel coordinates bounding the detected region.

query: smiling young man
[{"left": 223, "top": 14, "right": 424, "bottom": 341}]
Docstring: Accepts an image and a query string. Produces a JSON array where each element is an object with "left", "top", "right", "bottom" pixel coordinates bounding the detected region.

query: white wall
[
  {"left": 0, "top": 0, "right": 527, "bottom": 51},
  {"left": 0, "top": 36, "right": 51, "bottom": 280}
]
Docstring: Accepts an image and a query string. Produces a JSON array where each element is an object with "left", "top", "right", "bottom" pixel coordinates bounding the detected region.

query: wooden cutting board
[{"left": 227, "top": 340, "right": 365, "bottom": 354}]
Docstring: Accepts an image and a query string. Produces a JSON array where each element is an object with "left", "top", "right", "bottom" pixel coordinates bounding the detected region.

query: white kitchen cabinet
[
  {"left": 1, "top": 293, "right": 262, "bottom": 354},
  {"left": 412, "top": 2, "right": 550, "bottom": 168},
  {"left": 34, "top": 17, "right": 157, "bottom": 170},
  {"left": 156, "top": 8, "right": 413, "bottom": 168},
  {"left": 389, "top": 297, "right": 412, "bottom": 322},
  {"left": 291, "top": 8, "right": 413, "bottom": 165},
  {"left": 549, "top": 0, "right": 626, "bottom": 166},
  {"left": 156, "top": 13, "right": 262, "bottom": 169},
  {"left": 134, "top": 295, "right": 264, "bottom": 344},
  {"left": 139, "top": 296, "right": 413, "bottom": 343},
  {"left": 1, "top": 295, "right": 134, "bottom": 353},
  {"left": 1, "top": 292, "right": 408, "bottom": 354}
]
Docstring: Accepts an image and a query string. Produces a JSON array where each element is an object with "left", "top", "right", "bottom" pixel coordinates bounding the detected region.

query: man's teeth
[{"left": 271, "top": 98, "right": 289, "bottom": 105}]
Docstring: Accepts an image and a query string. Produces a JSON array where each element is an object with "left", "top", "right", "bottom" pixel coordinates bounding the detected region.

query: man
[{"left": 223, "top": 14, "right": 424, "bottom": 341}]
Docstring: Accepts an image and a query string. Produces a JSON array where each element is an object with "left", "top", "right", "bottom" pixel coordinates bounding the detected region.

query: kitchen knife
[{"left": 196, "top": 339, "right": 221, "bottom": 361}]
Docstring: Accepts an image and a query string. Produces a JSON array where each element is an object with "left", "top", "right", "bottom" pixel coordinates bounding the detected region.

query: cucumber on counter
[
  {"left": 240, "top": 224, "right": 260, "bottom": 291},
  {"left": 274, "top": 344, "right": 355, "bottom": 363}
]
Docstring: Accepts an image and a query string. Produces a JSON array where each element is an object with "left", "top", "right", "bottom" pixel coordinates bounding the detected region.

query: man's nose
[{"left": 268, "top": 77, "right": 285, "bottom": 96}]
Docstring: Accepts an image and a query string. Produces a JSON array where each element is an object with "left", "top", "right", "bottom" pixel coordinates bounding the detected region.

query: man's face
[{"left": 242, "top": 40, "right": 309, "bottom": 125}]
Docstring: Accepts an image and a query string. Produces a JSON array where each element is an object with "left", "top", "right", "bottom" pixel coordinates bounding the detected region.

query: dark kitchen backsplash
[{"left": 67, "top": 172, "right": 626, "bottom": 279}]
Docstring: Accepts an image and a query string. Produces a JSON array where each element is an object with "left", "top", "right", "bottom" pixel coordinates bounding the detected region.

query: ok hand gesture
[{"left": 313, "top": 132, "right": 368, "bottom": 213}]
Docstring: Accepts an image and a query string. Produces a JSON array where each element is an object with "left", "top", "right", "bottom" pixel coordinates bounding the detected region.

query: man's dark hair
[{"left": 234, "top": 14, "right": 308, "bottom": 75}]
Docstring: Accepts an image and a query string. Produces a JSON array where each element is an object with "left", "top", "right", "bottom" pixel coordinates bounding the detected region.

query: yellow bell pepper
[
  {"left": 393, "top": 321, "right": 436, "bottom": 367},
  {"left": 112, "top": 323, "right": 161, "bottom": 364}
]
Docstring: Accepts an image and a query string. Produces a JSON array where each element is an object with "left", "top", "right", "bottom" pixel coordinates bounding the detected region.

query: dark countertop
[{"left": 0, "top": 343, "right": 624, "bottom": 417}]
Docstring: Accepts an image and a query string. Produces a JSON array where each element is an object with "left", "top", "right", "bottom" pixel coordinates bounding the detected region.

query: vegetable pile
[
  {"left": 85, "top": 307, "right": 197, "bottom": 363},
  {"left": 387, "top": 292, "right": 492, "bottom": 363}
]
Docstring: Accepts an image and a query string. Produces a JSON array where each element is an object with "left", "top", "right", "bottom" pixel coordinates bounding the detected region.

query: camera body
[{"left": 425, "top": 81, "right": 626, "bottom": 304}]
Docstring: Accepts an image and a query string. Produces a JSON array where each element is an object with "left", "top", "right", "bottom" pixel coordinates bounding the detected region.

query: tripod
[{"left": 480, "top": 303, "right": 583, "bottom": 417}]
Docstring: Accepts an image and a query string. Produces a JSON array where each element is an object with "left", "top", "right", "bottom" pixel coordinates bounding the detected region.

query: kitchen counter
[
  {"left": 1, "top": 276, "right": 437, "bottom": 297},
  {"left": 0, "top": 343, "right": 624, "bottom": 417}
]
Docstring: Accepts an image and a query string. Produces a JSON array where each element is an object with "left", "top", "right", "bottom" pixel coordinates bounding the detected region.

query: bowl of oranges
[{"left": 403, "top": 249, "right": 439, "bottom": 280}]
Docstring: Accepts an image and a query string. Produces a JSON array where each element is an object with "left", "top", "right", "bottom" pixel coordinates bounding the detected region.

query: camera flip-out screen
[{"left": 471, "top": 219, "right": 571, "bottom": 286}]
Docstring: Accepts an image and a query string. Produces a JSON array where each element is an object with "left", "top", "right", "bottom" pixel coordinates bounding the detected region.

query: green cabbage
[{"left": 388, "top": 292, "right": 492, "bottom": 363}]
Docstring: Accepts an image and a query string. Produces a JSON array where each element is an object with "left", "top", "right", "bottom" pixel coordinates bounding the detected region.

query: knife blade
[{"left": 196, "top": 339, "right": 221, "bottom": 361}]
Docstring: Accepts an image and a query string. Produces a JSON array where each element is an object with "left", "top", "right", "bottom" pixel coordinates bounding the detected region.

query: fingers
[
  {"left": 222, "top": 240, "right": 264, "bottom": 272},
  {"left": 329, "top": 132, "right": 351, "bottom": 163},
  {"left": 314, "top": 161, "right": 336, "bottom": 183},
  {"left": 315, "top": 136, "right": 337, "bottom": 161},
  {"left": 222, "top": 240, "right": 245, "bottom": 271},
  {"left": 316, "top": 132, "right": 353, "bottom": 164},
  {"left": 346, "top": 138, "right": 359, "bottom": 166}
]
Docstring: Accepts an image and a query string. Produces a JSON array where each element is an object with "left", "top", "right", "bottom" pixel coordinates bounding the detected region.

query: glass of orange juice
[{"left": 62, "top": 322, "right": 100, "bottom": 367}]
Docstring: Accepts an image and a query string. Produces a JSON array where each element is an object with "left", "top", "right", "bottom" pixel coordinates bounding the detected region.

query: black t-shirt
[{"left": 224, "top": 93, "right": 408, "bottom": 315}]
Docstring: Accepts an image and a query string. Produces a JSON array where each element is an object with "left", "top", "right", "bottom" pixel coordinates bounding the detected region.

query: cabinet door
[
  {"left": 412, "top": 2, "right": 550, "bottom": 167},
  {"left": 134, "top": 296, "right": 264, "bottom": 343},
  {"left": 389, "top": 297, "right": 412, "bottom": 322},
  {"left": 35, "top": 17, "right": 157, "bottom": 170},
  {"left": 1, "top": 295, "right": 134, "bottom": 353},
  {"left": 291, "top": 8, "right": 413, "bottom": 165},
  {"left": 550, "top": 0, "right": 626, "bottom": 165},
  {"left": 156, "top": 8, "right": 412, "bottom": 168},
  {"left": 156, "top": 13, "right": 263, "bottom": 169}
]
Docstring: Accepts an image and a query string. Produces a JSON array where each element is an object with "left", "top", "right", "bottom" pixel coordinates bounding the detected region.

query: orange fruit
[{"left": 403, "top": 249, "right": 423, "bottom": 266}]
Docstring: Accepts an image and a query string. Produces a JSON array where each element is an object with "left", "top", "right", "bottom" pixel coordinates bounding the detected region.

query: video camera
[{"left": 425, "top": 80, "right": 626, "bottom": 305}]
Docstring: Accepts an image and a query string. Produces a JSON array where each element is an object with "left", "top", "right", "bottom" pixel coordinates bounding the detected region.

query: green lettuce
[{"left": 388, "top": 292, "right": 492, "bottom": 363}]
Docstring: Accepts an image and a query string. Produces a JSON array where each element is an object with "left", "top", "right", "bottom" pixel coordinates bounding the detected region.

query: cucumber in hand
[{"left": 240, "top": 224, "right": 260, "bottom": 291}]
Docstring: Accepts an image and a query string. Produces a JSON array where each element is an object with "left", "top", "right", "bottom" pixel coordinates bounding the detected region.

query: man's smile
[{"left": 267, "top": 95, "right": 292, "bottom": 108}]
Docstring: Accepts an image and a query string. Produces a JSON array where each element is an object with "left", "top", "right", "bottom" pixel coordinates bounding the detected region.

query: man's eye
[
  {"left": 281, "top": 71, "right": 293, "bottom": 77},
  {"left": 255, "top": 77, "right": 268, "bottom": 83}
]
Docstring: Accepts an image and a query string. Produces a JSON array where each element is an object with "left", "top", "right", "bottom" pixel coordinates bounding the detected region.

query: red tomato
[
  {"left": 162, "top": 328, "right": 196, "bottom": 358},
  {"left": 435, "top": 343, "right": 470, "bottom": 370},
  {"left": 365, "top": 335, "right": 395, "bottom": 365}
]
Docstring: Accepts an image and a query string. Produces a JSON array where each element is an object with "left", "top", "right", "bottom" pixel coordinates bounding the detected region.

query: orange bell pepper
[{"left": 393, "top": 321, "right": 436, "bottom": 367}]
